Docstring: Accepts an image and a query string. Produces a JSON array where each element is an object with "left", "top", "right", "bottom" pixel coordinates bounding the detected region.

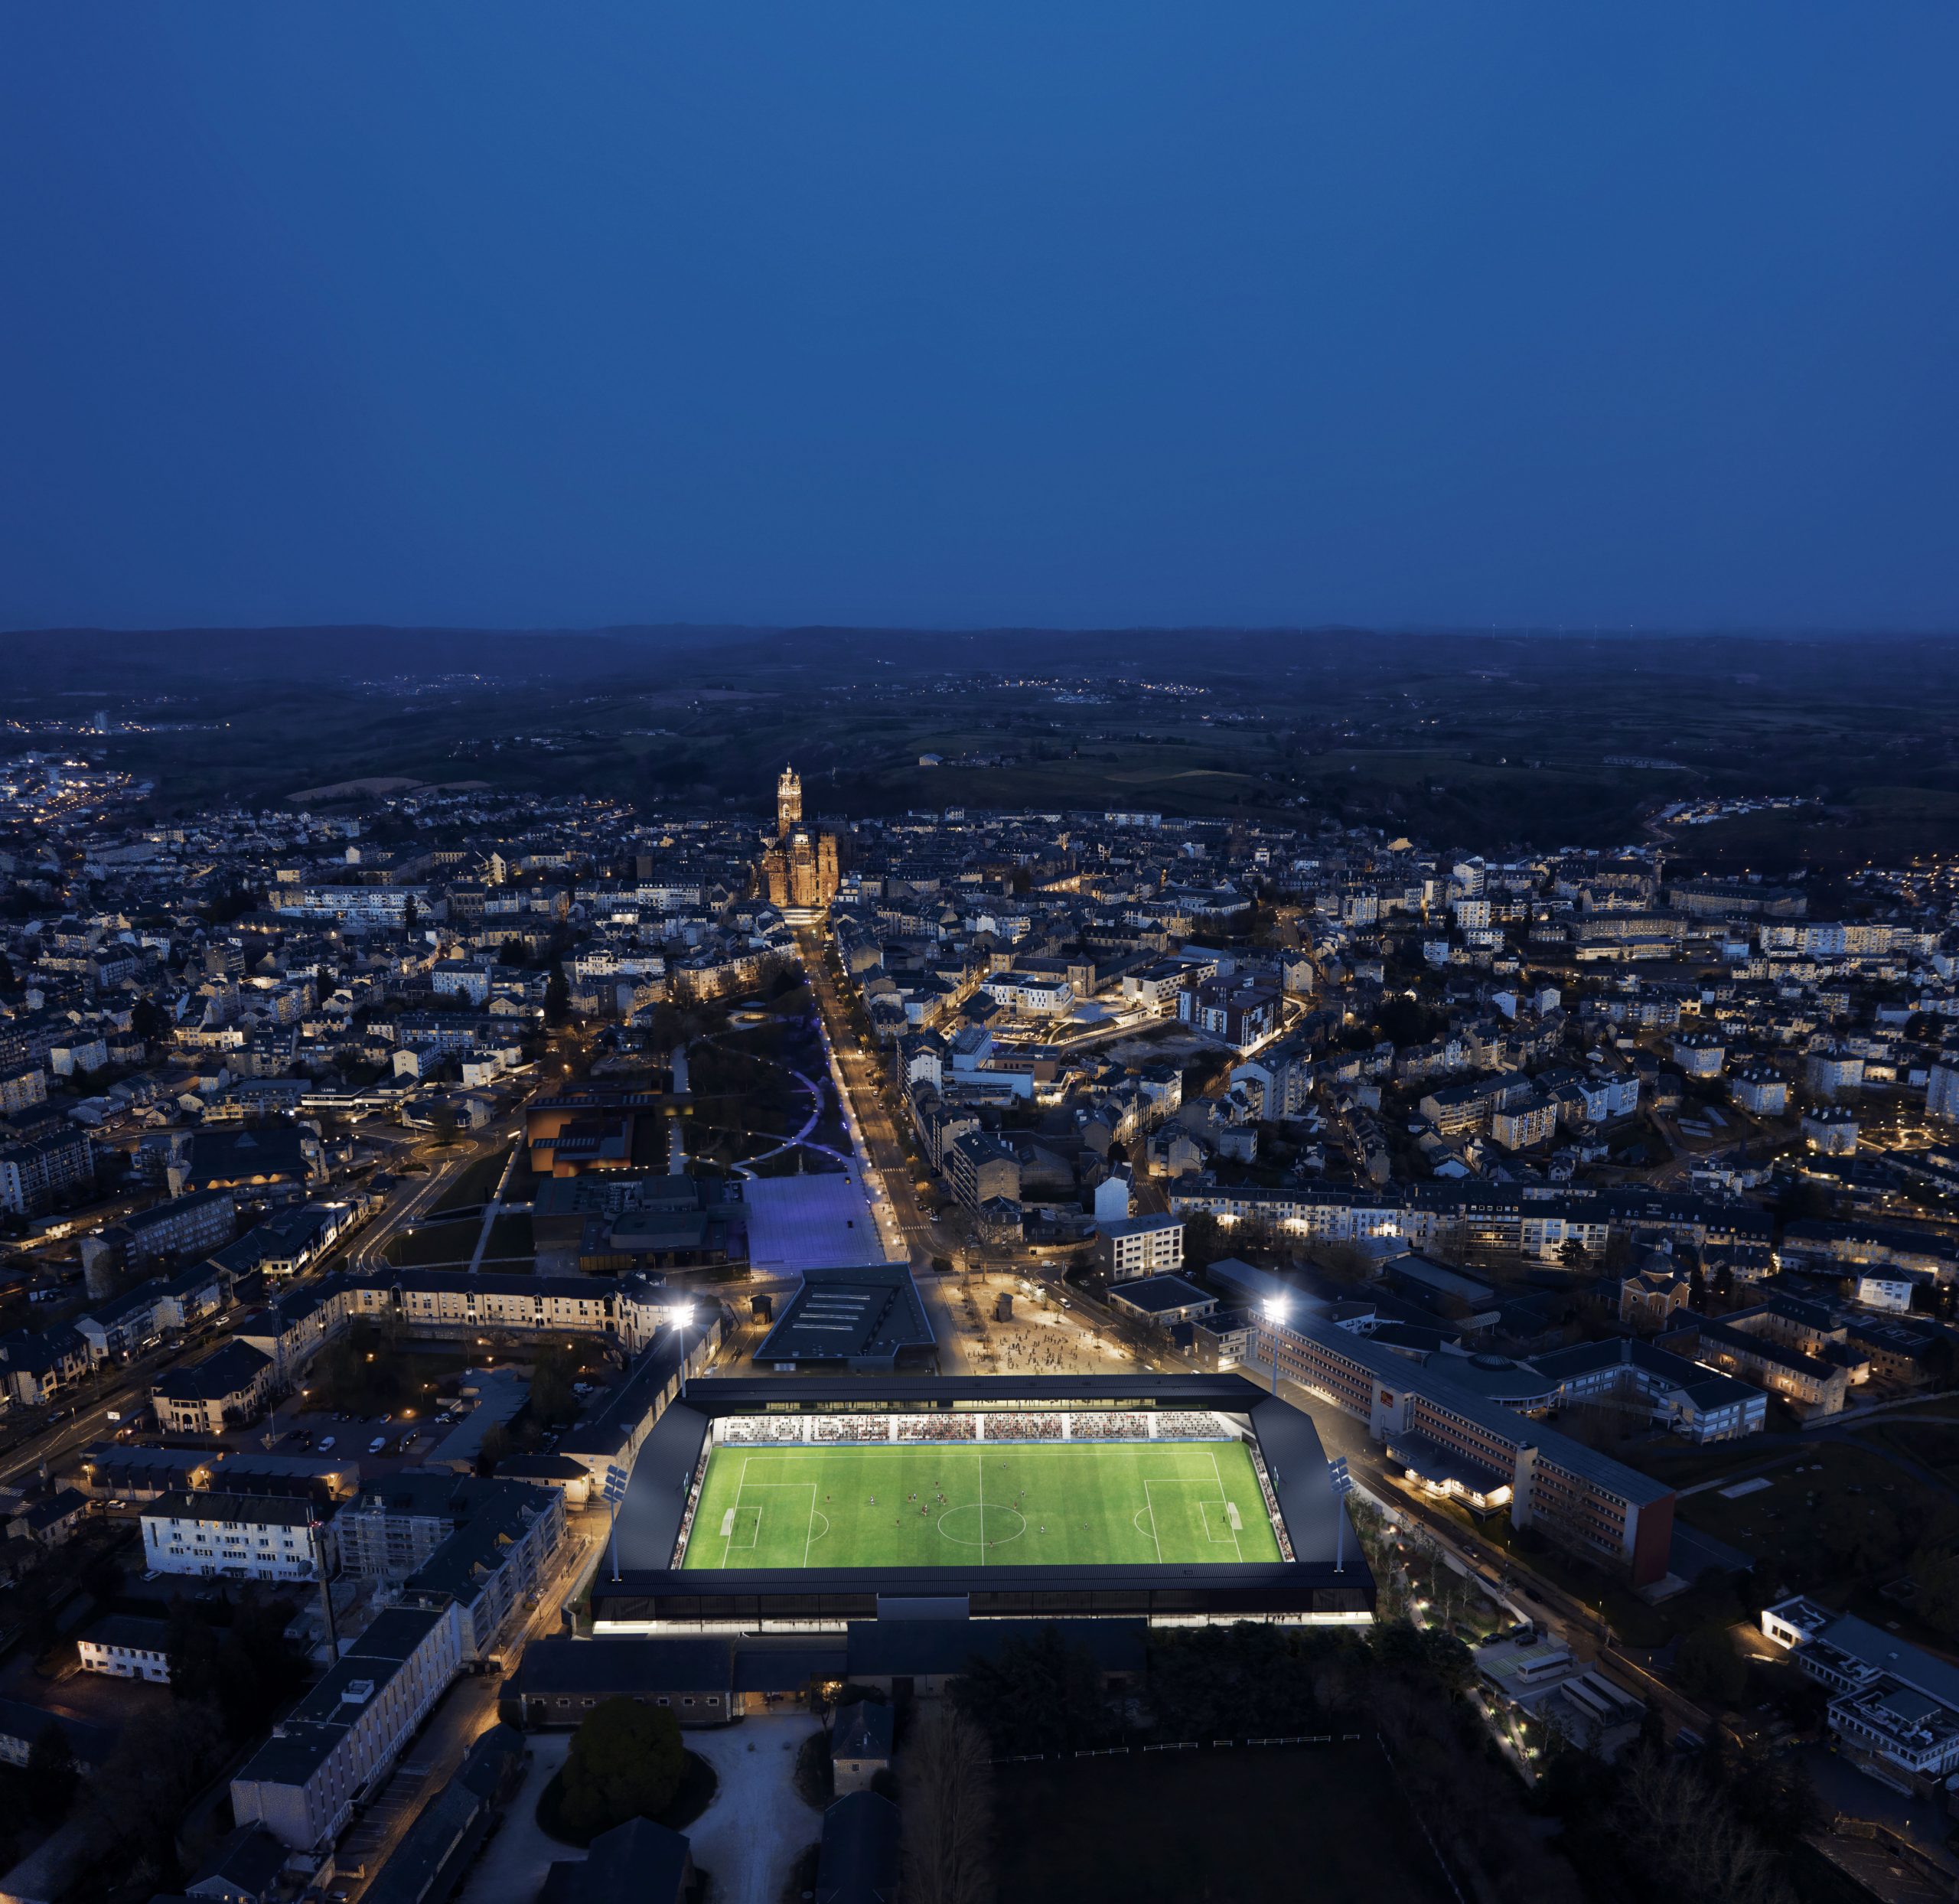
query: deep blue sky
[{"left": 4, "top": 5, "right": 1957, "bottom": 633}]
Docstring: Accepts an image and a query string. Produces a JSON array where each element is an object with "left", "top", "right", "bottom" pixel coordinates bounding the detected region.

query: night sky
[{"left": 4, "top": 5, "right": 1956, "bottom": 631}]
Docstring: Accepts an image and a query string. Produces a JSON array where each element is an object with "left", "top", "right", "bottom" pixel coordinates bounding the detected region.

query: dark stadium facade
[{"left": 591, "top": 1373, "right": 1376, "bottom": 1631}]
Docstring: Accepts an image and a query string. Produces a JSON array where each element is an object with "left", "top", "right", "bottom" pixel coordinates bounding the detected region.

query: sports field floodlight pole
[
  {"left": 1263, "top": 1296, "right": 1288, "bottom": 1404},
  {"left": 603, "top": 1463, "right": 628, "bottom": 1581},
  {"left": 1330, "top": 1457, "right": 1352, "bottom": 1573}
]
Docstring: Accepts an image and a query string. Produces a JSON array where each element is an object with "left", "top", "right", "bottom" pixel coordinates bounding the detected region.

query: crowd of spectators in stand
[
  {"left": 984, "top": 1412, "right": 1064, "bottom": 1441},
  {"left": 809, "top": 1413, "right": 892, "bottom": 1443},
  {"left": 716, "top": 1409, "right": 1238, "bottom": 1448},
  {"left": 895, "top": 1413, "right": 976, "bottom": 1442},
  {"left": 719, "top": 1416, "right": 805, "bottom": 1444},
  {"left": 1154, "top": 1411, "right": 1233, "bottom": 1441}
]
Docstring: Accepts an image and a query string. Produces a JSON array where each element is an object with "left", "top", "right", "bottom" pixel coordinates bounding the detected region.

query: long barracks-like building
[
  {"left": 1257, "top": 1312, "right": 1676, "bottom": 1586},
  {"left": 1173, "top": 1180, "right": 1772, "bottom": 1267}
]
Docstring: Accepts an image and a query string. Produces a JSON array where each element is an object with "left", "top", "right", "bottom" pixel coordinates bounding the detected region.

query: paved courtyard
[
  {"left": 683, "top": 1713, "right": 825, "bottom": 1904},
  {"left": 456, "top": 1733, "right": 571, "bottom": 1904},
  {"left": 455, "top": 1713, "right": 823, "bottom": 1904}
]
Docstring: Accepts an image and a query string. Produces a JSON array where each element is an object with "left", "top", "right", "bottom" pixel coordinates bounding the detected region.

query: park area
[{"left": 680, "top": 1440, "right": 1284, "bottom": 1570}]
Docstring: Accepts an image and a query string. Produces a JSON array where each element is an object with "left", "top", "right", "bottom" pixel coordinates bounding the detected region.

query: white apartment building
[
  {"left": 981, "top": 971, "right": 1074, "bottom": 1016},
  {"left": 1095, "top": 1214, "right": 1185, "bottom": 1283},
  {"left": 1731, "top": 1067, "right": 1788, "bottom": 1117},
  {"left": 232, "top": 1606, "right": 463, "bottom": 1850},
  {"left": 77, "top": 1614, "right": 171, "bottom": 1683},
  {"left": 141, "top": 1491, "right": 326, "bottom": 1582}
]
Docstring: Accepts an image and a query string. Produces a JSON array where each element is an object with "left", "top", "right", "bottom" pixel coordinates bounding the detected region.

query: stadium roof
[
  {"left": 753, "top": 1264, "right": 935, "bottom": 1370},
  {"left": 741, "top": 1169, "right": 885, "bottom": 1272}
]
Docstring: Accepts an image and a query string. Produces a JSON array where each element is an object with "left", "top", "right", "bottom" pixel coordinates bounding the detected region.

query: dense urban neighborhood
[{"left": 1, "top": 743, "right": 1958, "bottom": 1904}]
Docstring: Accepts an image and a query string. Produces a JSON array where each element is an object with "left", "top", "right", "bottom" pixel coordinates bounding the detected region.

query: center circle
[{"left": 936, "top": 1502, "right": 1027, "bottom": 1548}]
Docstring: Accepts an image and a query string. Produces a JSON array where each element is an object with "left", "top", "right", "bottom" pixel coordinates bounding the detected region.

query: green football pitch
[{"left": 680, "top": 1439, "right": 1284, "bottom": 1570}]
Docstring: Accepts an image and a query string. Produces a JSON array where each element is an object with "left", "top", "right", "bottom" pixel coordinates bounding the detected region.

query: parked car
[
  {"left": 368, "top": 1436, "right": 387, "bottom": 1455},
  {"left": 318, "top": 1436, "right": 336, "bottom": 1451}
]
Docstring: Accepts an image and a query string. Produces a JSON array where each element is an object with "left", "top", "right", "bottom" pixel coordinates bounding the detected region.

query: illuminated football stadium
[{"left": 592, "top": 1374, "right": 1374, "bottom": 1632}]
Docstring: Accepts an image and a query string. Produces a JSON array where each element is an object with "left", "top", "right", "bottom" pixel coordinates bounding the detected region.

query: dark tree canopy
[{"left": 556, "top": 1697, "right": 686, "bottom": 1840}]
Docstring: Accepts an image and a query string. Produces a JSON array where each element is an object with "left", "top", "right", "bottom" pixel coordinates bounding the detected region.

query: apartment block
[
  {"left": 1255, "top": 1313, "right": 1677, "bottom": 1584},
  {"left": 1094, "top": 1214, "right": 1185, "bottom": 1284},
  {"left": 232, "top": 1606, "right": 463, "bottom": 1850},
  {"left": 142, "top": 1490, "right": 327, "bottom": 1583}
]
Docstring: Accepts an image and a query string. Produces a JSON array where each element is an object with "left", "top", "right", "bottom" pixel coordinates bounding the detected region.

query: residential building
[
  {"left": 0, "top": 1127, "right": 94, "bottom": 1215},
  {"left": 1806, "top": 1048, "right": 1865, "bottom": 1098},
  {"left": 1730, "top": 1067, "right": 1788, "bottom": 1117},
  {"left": 1094, "top": 1214, "right": 1185, "bottom": 1284},
  {"left": 1801, "top": 1105, "right": 1860, "bottom": 1155},
  {"left": 339, "top": 1472, "right": 565, "bottom": 1661},
  {"left": 945, "top": 1130, "right": 1020, "bottom": 1212},
  {"left": 77, "top": 1613, "right": 172, "bottom": 1683},
  {"left": 152, "top": 1338, "right": 275, "bottom": 1433},
  {"left": 142, "top": 1491, "right": 328, "bottom": 1582},
  {"left": 231, "top": 1606, "right": 464, "bottom": 1850}
]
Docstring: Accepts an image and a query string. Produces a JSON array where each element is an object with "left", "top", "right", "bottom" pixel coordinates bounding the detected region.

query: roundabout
[{"left": 936, "top": 1501, "right": 1027, "bottom": 1550}]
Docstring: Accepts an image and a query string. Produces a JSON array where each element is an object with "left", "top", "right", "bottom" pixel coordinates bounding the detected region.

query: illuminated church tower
[{"left": 761, "top": 765, "right": 839, "bottom": 918}]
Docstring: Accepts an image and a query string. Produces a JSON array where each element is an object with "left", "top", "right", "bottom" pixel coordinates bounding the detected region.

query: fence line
[{"left": 993, "top": 1733, "right": 1362, "bottom": 1765}]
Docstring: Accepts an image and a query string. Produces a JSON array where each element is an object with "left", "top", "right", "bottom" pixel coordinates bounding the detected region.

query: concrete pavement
[
  {"left": 683, "top": 1713, "right": 824, "bottom": 1904},
  {"left": 455, "top": 1733, "right": 572, "bottom": 1904}
]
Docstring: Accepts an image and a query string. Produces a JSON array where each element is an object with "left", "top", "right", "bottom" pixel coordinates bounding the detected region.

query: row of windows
[{"left": 544, "top": 1692, "right": 722, "bottom": 1711}]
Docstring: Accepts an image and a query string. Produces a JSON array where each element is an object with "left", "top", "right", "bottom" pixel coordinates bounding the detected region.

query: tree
[
  {"left": 86, "top": 1700, "right": 227, "bottom": 1886},
  {"left": 1612, "top": 1749, "right": 1788, "bottom": 1904},
  {"left": 1912, "top": 1547, "right": 1959, "bottom": 1636},
  {"left": 556, "top": 1697, "right": 686, "bottom": 1841},
  {"left": 1674, "top": 1626, "right": 1749, "bottom": 1709},
  {"left": 546, "top": 967, "right": 571, "bottom": 1025},
  {"left": 529, "top": 1342, "right": 581, "bottom": 1425},
  {"left": 403, "top": 895, "right": 419, "bottom": 936},
  {"left": 477, "top": 1420, "right": 515, "bottom": 1475},
  {"left": 953, "top": 1622, "right": 1118, "bottom": 1755},
  {"left": 24, "top": 1726, "right": 77, "bottom": 1823},
  {"left": 901, "top": 1704, "right": 994, "bottom": 1904},
  {"left": 212, "top": 1587, "right": 304, "bottom": 1740},
  {"left": 166, "top": 1596, "right": 220, "bottom": 1703},
  {"left": 1181, "top": 1211, "right": 1229, "bottom": 1273}
]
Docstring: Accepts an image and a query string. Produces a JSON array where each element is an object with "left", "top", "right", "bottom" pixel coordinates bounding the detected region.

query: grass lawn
[
  {"left": 993, "top": 1746, "right": 1455, "bottom": 1904},
  {"left": 1674, "top": 1442, "right": 1938, "bottom": 1560},
  {"left": 680, "top": 1440, "right": 1283, "bottom": 1570},
  {"left": 385, "top": 1211, "right": 533, "bottom": 1267},
  {"left": 431, "top": 1146, "right": 512, "bottom": 1214}
]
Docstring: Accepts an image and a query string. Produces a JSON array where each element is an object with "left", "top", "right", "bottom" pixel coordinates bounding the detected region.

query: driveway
[
  {"left": 456, "top": 1733, "right": 572, "bottom": 1904},
  {"left": 684, "top": 1713, "right": 825, "bottom": 1904}
]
